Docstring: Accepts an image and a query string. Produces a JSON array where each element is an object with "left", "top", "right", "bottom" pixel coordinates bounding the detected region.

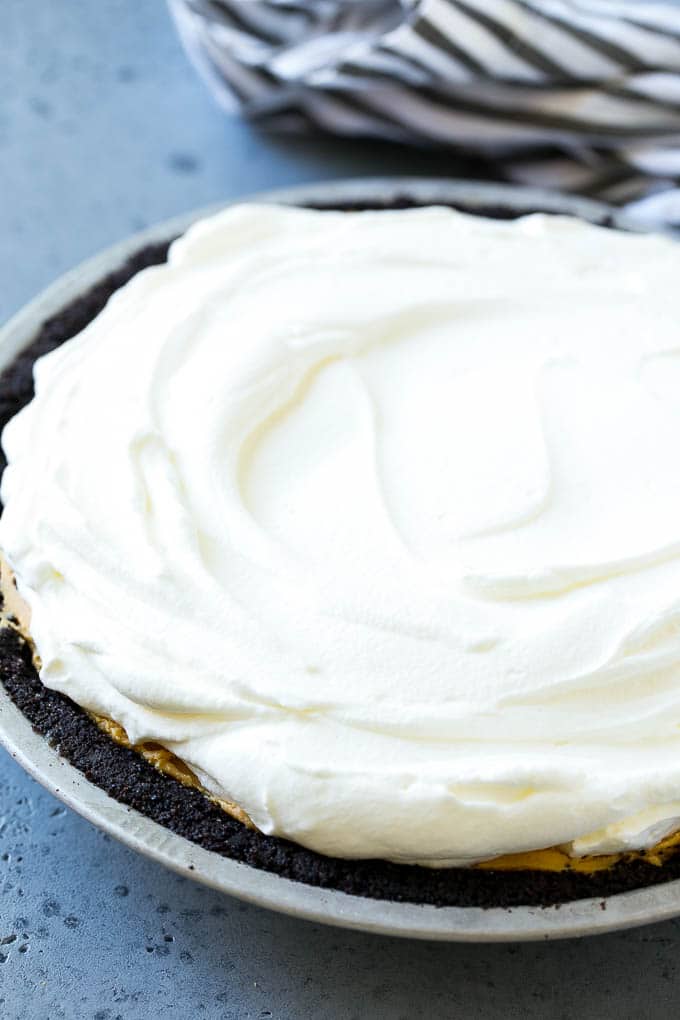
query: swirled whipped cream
[{"left": 4, "top": 203, "right": 680, "bottom": 866}]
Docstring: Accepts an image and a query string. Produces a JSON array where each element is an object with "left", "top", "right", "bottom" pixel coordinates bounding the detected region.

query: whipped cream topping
[{"left": 4, "top": 203, "right": 680, "bottom": 866}]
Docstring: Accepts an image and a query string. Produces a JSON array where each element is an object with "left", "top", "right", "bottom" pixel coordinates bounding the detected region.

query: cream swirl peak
[{"left": 3, "top": 203, "right": 680, "bottom": 865}]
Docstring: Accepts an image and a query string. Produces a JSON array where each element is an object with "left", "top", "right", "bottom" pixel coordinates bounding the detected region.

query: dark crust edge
[{"left": 1, "top": 203, "right": 675, "bottom": 911}]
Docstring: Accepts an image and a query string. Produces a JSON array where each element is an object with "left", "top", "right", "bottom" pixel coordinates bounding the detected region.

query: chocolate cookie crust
[{"left": 0, "top": 207, "right": 669, "bottom": 910}]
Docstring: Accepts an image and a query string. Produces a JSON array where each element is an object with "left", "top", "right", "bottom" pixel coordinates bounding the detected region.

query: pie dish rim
[{"left": 1, "top": 175, "right": 675, "bottom": 942}]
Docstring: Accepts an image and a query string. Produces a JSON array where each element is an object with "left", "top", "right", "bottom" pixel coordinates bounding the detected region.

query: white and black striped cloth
[{"left": 169, "top": 0, "right": 680, "bottom": 227}]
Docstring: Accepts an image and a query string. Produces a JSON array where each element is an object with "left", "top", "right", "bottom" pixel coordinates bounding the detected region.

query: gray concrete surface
[{"left": 1, "top": 2, "right": 679, "bottom": 1017}]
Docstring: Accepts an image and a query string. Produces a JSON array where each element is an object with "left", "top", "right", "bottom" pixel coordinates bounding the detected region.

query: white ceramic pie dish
[{"left": 2, "top": 176, "right": 679, "bottom": 942}]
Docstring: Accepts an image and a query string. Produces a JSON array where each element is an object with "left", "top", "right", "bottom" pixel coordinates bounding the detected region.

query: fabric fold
[{"left": 169, "top": 0, "right": 680, "bottom": 226}]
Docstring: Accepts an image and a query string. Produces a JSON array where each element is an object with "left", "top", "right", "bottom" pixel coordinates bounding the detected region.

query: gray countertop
[{"left": 1, "top": 3, "right": 679, "bottom": 1017}]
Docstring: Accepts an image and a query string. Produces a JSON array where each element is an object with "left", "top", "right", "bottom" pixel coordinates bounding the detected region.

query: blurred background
[
  {"left": 3, "top": 3, "right": 680, "bottom": 1019},
  {"left": 0, "top": 2, "right": 489, "bottom": 326}
]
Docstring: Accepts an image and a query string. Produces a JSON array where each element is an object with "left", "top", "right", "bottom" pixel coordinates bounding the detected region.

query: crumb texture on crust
[
  {"left": 93, "top": 714, "right": 254, "bottom": 829},
  {"left": 2, "top": 235, "right": 680, "bottom": 906},
  {"left": 5, "top": 620, "right": 680, "bottom": 907}
]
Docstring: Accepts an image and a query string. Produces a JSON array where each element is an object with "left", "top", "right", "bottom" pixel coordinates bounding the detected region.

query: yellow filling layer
[
  {"left": 93, "top": 714, "right": 253, "bottom": 829},
  {"left": 3, "top": 556, "right": 680, "bottom": 872},
  {"left": 94, "top": 712, "right": 680, "bottom": 873}
]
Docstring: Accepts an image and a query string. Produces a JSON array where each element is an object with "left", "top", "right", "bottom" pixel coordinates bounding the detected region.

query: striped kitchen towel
[{"left": 169, "top": 0, "right": 680, "bottom": 227}]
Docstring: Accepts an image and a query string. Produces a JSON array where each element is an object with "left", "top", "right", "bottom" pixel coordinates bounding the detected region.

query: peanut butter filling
[{"left": 3, "top": 553, "right": 679, "bottom": 873}]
